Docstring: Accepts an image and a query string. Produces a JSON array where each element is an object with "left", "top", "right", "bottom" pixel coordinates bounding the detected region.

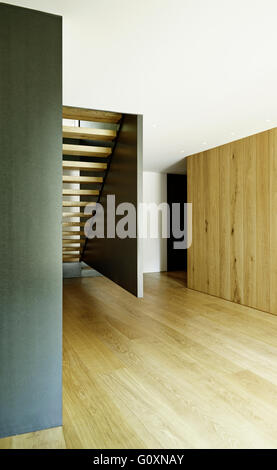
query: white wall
[
  {"left": 143, "top": 172, "right": 167, "bottom": 273},
  {"left": 5, "top": 0, "right": 277, "bottom": 175}
]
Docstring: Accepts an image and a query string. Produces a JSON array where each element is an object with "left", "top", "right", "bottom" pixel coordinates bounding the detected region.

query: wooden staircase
[{"left": 62, "top": 106, "right": 122, "bottom": 263}]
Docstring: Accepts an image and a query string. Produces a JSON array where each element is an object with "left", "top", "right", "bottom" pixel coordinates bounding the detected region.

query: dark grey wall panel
[
  {"left": 0, "top": 4, "right": 62, "bottom": 438},
  {"left": 83, "top": 114, "right": 143, "bottom": 297}
]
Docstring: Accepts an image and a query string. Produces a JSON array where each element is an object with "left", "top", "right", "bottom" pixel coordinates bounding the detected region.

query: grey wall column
[{"left": 0, "top": 4, "right": 62, "bottom": 438}]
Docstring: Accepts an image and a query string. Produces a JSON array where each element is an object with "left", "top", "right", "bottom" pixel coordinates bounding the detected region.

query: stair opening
[{"left": 62, "top": 105, "right": 122, "bottom": 276}]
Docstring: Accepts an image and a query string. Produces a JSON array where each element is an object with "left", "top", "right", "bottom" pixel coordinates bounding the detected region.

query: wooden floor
[{"left": 2, "top": 271, "right": 277, "bottom": 449}]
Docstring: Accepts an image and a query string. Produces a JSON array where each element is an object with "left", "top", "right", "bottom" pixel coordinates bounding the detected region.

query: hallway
[{"left": 3, "top": 272, "right": 277, "bottom": 448}]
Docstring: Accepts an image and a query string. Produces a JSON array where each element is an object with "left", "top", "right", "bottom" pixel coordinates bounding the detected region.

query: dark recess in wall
[{"left": 167, "top": 174, "right": 187, "bottom": 271}]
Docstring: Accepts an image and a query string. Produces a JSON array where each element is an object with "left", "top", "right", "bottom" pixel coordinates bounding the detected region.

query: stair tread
[
  {"left": 63, "top": 189, "right": 99, "bottom": 196},
  {"left": 63, "top": 126, "right": 116, "bottom": 141},
  {"left": 62, "top": 231, "right": 85, "bottom": 236},
  {"left": 63, "top": 242, "right": 85, "bottom": 246},
  {"left": 62, "top": 222, "right": 86, "bottom": 227},
  {"left": 63, "top": 212, "right": 93, "bottom": 218},
  {"left": 63, "top": 144, "right": 111, "bottom": 157},
  {"left": 63, "top": 201, "right": 96, "bottom": 207},
  {"left": 63, "top": 176, "right": 103, "bottom": 184},
  {"left": 63, "top": 106, "right": 122, "bottom": 124},
  {"left": 63, "top": 161, "right": 107, "bottom": 171}
]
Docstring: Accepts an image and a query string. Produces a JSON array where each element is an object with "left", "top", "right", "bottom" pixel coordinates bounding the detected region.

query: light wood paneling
[
  {"left": 230, "top": 139, "right": 244, "bottom": 304},
  {"left": 206, "top": 147, "right": 220, "bottom": 297},
  {"left": 243, "top": 135, "right": 256, "bottom": 308},
  {"left": 219, "top": 144, "right": 231, "bottom": 300},
  {"left": 269, "top": 130, "right": 277, "bottom": 314},
  {"left": 256, "top": 132, "right": 270, "bottom": 312},
  {"left": 187, "top": 127, "right": 277, "bottom": 315},
  {"left": 187, "top": 155, "right": 194, "bottom": 289}
]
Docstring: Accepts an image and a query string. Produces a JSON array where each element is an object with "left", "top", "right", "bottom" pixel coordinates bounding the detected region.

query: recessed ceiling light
[
  {"left": 202, "top": 141, "right": 207, "bottom": 145},
  {"left": 231, "top": 132, "right": 235, "bottom": 136},
  {"left": 180, "top": 149, "right": 185, "bottom": 153},
  {"left": 152, "top": 123, "right": 157, "bottom": 128},
  {"left": 266, "top": 119, "right": 271, "bottom": 123}
]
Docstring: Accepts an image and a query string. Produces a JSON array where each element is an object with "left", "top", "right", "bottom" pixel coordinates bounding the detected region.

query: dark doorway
[{"left": 167, "top": 174, "right": 187, "bottom": 272}]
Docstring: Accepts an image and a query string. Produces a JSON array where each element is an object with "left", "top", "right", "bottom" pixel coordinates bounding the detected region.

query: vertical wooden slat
[
  {"left": 219, "top": 144, "right": 231, "bottom": 300},
  {"left": 230, "top": 140, "right": 244, "bottom": 304},
  {"left": 198, "top": 152, "right": 208, "bottom": 293},
  {"left": 269, "top": 129, "right": 277, "bottom": 314},
  {"left": 243, "top": 135, "right": 257, "bottom": 308},
  {"left": 256, "top": 131, "right": 270, "bottom": 312},
  {"left": 206, "top": 148, "right": 220, "bottom": 297},
  {"left": 193, "top": 154, "right": 201, "bottom": 290},
  {"left": 187, "top": 156, "right": 194, "bottom": 289}
]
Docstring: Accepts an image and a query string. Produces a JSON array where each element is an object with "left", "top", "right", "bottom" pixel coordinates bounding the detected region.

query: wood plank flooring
[{"left": 2, "top": 272, "right": 277, "bottom": 448}]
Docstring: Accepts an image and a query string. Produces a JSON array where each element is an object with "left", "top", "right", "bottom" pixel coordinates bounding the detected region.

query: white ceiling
[{"left": 5, "top": 0, "right": 277, "bottom": 173}]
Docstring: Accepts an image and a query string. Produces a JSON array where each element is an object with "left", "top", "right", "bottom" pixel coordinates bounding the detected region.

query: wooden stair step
[
  {"left": 63, "top": 241, "right": 85, "bottom": 246},
  {"left": 63, "top": 189, "right": 99, "bottom": 196},
  {"left": 63, "top": 161, "right": 107, "bottom": 171},
  {"left": 62, "top": 231, "right": 85, "bottom": 237},
  {"left": 63, "top": 257, "right": 80, "bottom": 263},
  {"left": 63, "top": 126, "right": 116, "bottom": 141},
  {"left": 63, "top": 144, "right": 111, "bottom": 157},
  {"left": 63, "top": 201, "right": 96, "bottom": 207},
  {"left": 63, "top": 106, "right": 122, "bottom": 124},
  {"left": 63, "top": 212, "right": 93, "bottom": 218},
  {"left": 63, "top": 248, "right": 82, "bottom": 253},
  {"left": 63, "top": 176, "right": 103, "bottom": 184},
  {"left": 63, "top": 222, "right": 86, "bottom": 227}
]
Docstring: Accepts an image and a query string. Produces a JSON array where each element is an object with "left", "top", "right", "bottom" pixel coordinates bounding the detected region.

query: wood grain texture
[
  {"left": 206, "top": 148, "right": 220, "bottom": 297},
  {"left": 63, "top": 176, "right": 103, "bottom": 184},
  {"left": 63, "top": 126, "right": 116, "bottom": 141},
  {"left": 62, "top": 161, "right": 107, "bottom": 171},
  {"left": 62, "top": 232, "right": 85, "bottom": 237},
  {"left": 63, "top": 106, "right": 122, "bottom": 124},
  {"left": 63, "top": 144, "right": 111, "bottom": 157},
  {"left": 187, "top": 156, "right": 194, "bottom": 289},
  {"left": 269, "top": 130, "right": 277, "bottom": 314},
  {"left": 62, "top": 222, "right": 86, "bottom": 228},
  {"left": 3, "top": 272, "right": 277, "bottom": 448},
  {"left": 62, "top": 212, "right": 92, "bottom": 219},
  {"left": 63, "top": 201, "right": 96, "bottom": 207},
  {"left": 63, "top": 189, "right": 99, "bottom": 196},
  {"left": 256, "top": 132, "right": 270, "bottom": 312},
  {"left": 243, "top": 135, "right": 256, "bottom": 308},
  {"left": 219, "top": 144, "right": 231, "bottom": 300},
  {"left": 230, "top": 139, "right": 244, "bottom": 304},
  {"left": 187, "top": 127, "right": 277, "bottom": 315}
]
